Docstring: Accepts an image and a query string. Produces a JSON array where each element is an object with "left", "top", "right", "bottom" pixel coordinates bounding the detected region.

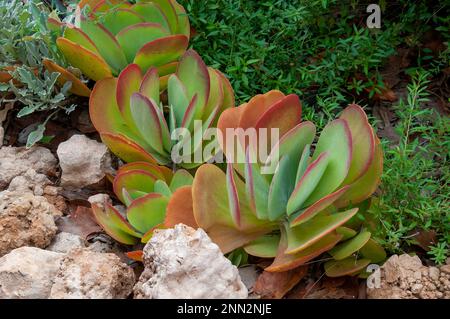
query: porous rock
[
  {"left": 57, "top": 135, "right": 112, "bottom": 189},
  {"left": 47, "top": 232, "right": 85, "bottom": 253},
  {"left": 0, "top": 190, "right": 62, "bottom": 256},
  {"left": 0, "top": 146, "right": 57, "bottom": 190},
  {"left": 367, "top": 254, "right": 450, "bottom": 299},
  {"left": 134, "top": 224, "right": 248, "bottom": 299},
  {"left": 49, "top": 248, "right": 135, "bottom": 299},
  {"left": 0, "top": 247, "right": 63, "bottom": 299}
]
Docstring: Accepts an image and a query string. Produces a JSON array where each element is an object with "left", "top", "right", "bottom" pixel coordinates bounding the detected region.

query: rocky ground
[{"left": 0, "top": 131, "right": 448, "bottom": 299}]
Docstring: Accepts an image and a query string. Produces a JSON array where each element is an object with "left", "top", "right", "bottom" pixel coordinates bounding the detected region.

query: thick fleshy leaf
[
  {"left": 169, "top": 169, "right": 193, "bottom": 192},
  {"left": 127, "top": 193, "right": 168, "bottom": 233},
  {"left": 156, "top": 61, "right": 178, "bottom": 77},
  {"left": 113, "top": 169, "right": 158, "bottom": 203},
  {"left": 102, "top": 8, "right": 144, "bottom": 35},
  {"left": 134, "top": 35, "right": 188, "bottom": 72},
  {"left": 92, "top": 203, "right": 140, "bottom": 245},
  {"left": 63, "top": 26, "right": 99, "bottom": 54},
  {"left": 203, "top": 68, "right": 224, "bottom": 120},
  {"left": 360, "top": 239, "right": 386, "bottom": 263},
  {"left": 192, "top": 164, "right": 276, "bottom": 253},
  {"left": 290, "top": 186, "right": 350, "bottom": 226},
  {"left": 268, "top": 155, "right": 298, "bottom": 221},
  {"left": 334, "top": 137, "right": 383, "bottom": 207},
  {"left": 79, "top": 18, "right": 127, "bottom": 74},
  {"left": 117, "top": 23, "right": 170, "bottom": 63},
  {"left": 116, "top": 161, "right": 170, "bottom": 182},
  {"left": 244, "top": 234, "right": 280, "bottom": 258},
  {"left": 131, "top": 3, "right": 170, "bottom": 31},
  {"left": 56, "top": 38, "right": 112, "bottom": 81},
  {"left": 176, "top": 50, "right": 210, "bottom": 117},
  {"left": 154, "top": 180, "right": 172, "bottom": 197},
  {"left": 141, "top": 224, "right": 166, "bottom": 243},
  {"left": 305, "top": 119, "right": 352, "bottom": 206},
  {"left": 116, "top": 64, "right": 143, "bottom": 132},
  {"left": 336, "top": 227, "right": 357, "bottom": 241},
  {"left": 165, "top": 185, "right": 198, "bottom": 228},
  {"left": 140, "top": 67, "right": 161, "bottom": 107},
  {"left": 244, "top": 148, "right": 270, "bottom": 220},
  {"left": 42, "top": 59, "right": 91, "bottom": 97},
  {"left": 265, "top": 121, "right": 316, "bottom": 168},
  {"left": 90, "top": 77, "right": 128, "bottom": 134},
  {"left": 100, "top": 133, "right": 157, "bottom": 163},
  {"left": 226, "top": 163, "right": 241, "bottom": 228},
  {"left": 168, "top": 74, "right": 189, "bottom": 126},
  {"left": 130, "top": 93, "right": 165, "bottom": 154},
  {"left": 266, "top": 227, "right": 342, "bottom": 272},
  {"left": 329, "top": 231, "right": 371, "bottom": 260},
  {"left": 285, "top": 208, "right": 358, "bottom": 254},
  {"left": 148, "top": 0, "right": 178, "bottom": 33},
  {"left": 126, "top": 250, "right": 143, "bottom": 262},
  {"left": 239, "top": 91, "right": 285, "bottom": 130},
  {"left": 324, "top": 258, "right": 371, "bottom": 277},
  {"left": 340, "top": 104, "right": 375, "bottom": 185},
  {"left": 255, "top": 94, "right": 302, "bottom": 144},
  {"left": 286, "top": 152, "right": 330, "bottom": 215},
  {"left": 217, "top": 70, "right": 235, "bottom": 111},
  {"left": 172, "top": 0, "right": 190, "bottom": 37},
  {"left": 295, "top": 144, "right": 311, "bottom": 185}
]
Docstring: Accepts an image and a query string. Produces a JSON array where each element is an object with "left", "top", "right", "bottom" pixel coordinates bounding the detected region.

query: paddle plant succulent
[
  {"left": 50, "top": 0, "right": 190, "bottom": 87},
  {"left": 166, "top": 92, "right": 386, "bottom": 277},
  {"left": 91, "top": 162, "right": 195, "bottom": 245},
  {"left": 89, "top": 49, "right": 234, "bottom": 168}
]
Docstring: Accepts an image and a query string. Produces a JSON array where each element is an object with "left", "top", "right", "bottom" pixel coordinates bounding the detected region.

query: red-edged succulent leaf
[
  {"left": 169, "top": 169, "right": 194, "bottom": 192},
  {"left": 305, "top": 119, "right": 352, "bottom": 206},
  {"left": 131, "top": 2, "right": 171, "bottom": 32},
  {"left": 192, "top": 164, "right": 276, "bottom": 253},
  {"left": 336, "top": 227, "right": 358, "bottom": 241},
  {"left": 134, "top": 35, "right": 188, "bottom": 72},
  {"left": 255, "top": 94, "right": 302, "bottom": 145},
  {"left": 165, "top": 185, "right": 198, "bottom": 228},
  {"left": 226, "top": 163, "right": 241, "bottom": 228},
  {"left": 141, "top": 223, "right": 167, "bottom": 243},
  {"left": 42, "top": 59, "right": 91, "bottom": 97},
  {"left": 115, "top": 161, "right": 170, "bottom": 182},
  {"left": 244, "top": 234, "right": 280, "bottom": 258},
  {"left": 334, "top": 137, "right": 383, "bottom": 207},
  {"left": 266, "top": 227, "right": 342, "bottom": 272},
  {"left": 287, "top": 152, "right": 330, "bottom": 215},
  {"left": 176, "top": 49, "right": 210, "bottom": 117},
  {"left": 328, "top": 230, "right": 371, "bottom": 260},
  {"left": 92, "top": 203, "right": 140, "bottom": 245},
  {"left": 324, "top": 258, "right": 371, "bottom": 277},
  {"left": 63, "top": 26, "right": 99, "bottom": 54},
  {"left": 290, "top": 186, "right": 350, "bottom": 226},
  {"left": 140, "top": 67, "right": 160, "bottom": 105},
  {"left": 100, "top": 133, "right": 157, "bottom": 163},
  {"left": 339, "top": 104, "right": 376, "bottom": 185},
  {"left": 117, "top": 22, "right": 170, "bottom": 63},
  {"left": 285, "top": 208, "right": 358, "bottom": 254},
  {"left": 79, "top": 18, "right": 127, "bottom": 74},
  {"left": 130, "top": 92, "right": 165, "bottom": 154},
  {"left": 113, "top": 169, "right": 159, "bottom": 203},
  {"left": 360, "top": 239, "right": 386, "bottom": 263},
  {"left": 126, "top": 193, "right": 168, "bottom": 233},
  {"left": 116, "top": 63, "right": 143, "bottom": 132},
  {"left": 102, "top": 8, "right": 144, "bottom": 36},
  {"left": 56, "top": 37, "right": 112, "bottom": 81}
]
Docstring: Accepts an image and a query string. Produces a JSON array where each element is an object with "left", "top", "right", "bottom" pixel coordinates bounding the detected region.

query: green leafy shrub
[{"left": 0, "top": 0, "right": 76, "bottom": 147}]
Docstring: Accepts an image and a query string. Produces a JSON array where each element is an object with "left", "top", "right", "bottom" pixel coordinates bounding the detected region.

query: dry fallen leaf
[
  {"left": 56, "top": 205, "right": 102, "bottom": 239},
  {"left": 253, "top": 266, "right": 308, "bottom": 299}
]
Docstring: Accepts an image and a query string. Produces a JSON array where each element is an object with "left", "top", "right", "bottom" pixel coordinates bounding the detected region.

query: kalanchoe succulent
[
  {"left": 91, "top": 162, "right": 195, "bottom": 245},
  {"left": 89, "top": 49, "right": 234, "bottom": 168},
  {"left": 51, "top": 0, "right": 190, "bottom": 87},
  {"left": 166, "top": 92, "right": 385, "bottom": 277}
]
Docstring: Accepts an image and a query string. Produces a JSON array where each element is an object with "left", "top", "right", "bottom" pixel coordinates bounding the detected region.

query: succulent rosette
[
  {"left": 89, "top": 49, "right": 234, "bottom": 168},
  {"left": 46, "top": 0, "right": 190, "bottom": 95},
  {"left": 166, "top": 92, "right": 386, "bottom": 277},
  {"left": 91, "top": 162, "right": 195, "bottom": 245}
]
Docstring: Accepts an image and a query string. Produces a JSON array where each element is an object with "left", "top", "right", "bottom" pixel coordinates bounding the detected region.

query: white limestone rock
[
  {"left": 57, "top": 135, "right": 112, "bottom": 189},
  {"left": 0, "top": 247, "right": 63, "bottom": 299},
  {"left": 47, "top": 232, "right": 85, "bottom": 253},
  {"left": 134, "top": 224, "right": 248, "bottom": 299}
]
